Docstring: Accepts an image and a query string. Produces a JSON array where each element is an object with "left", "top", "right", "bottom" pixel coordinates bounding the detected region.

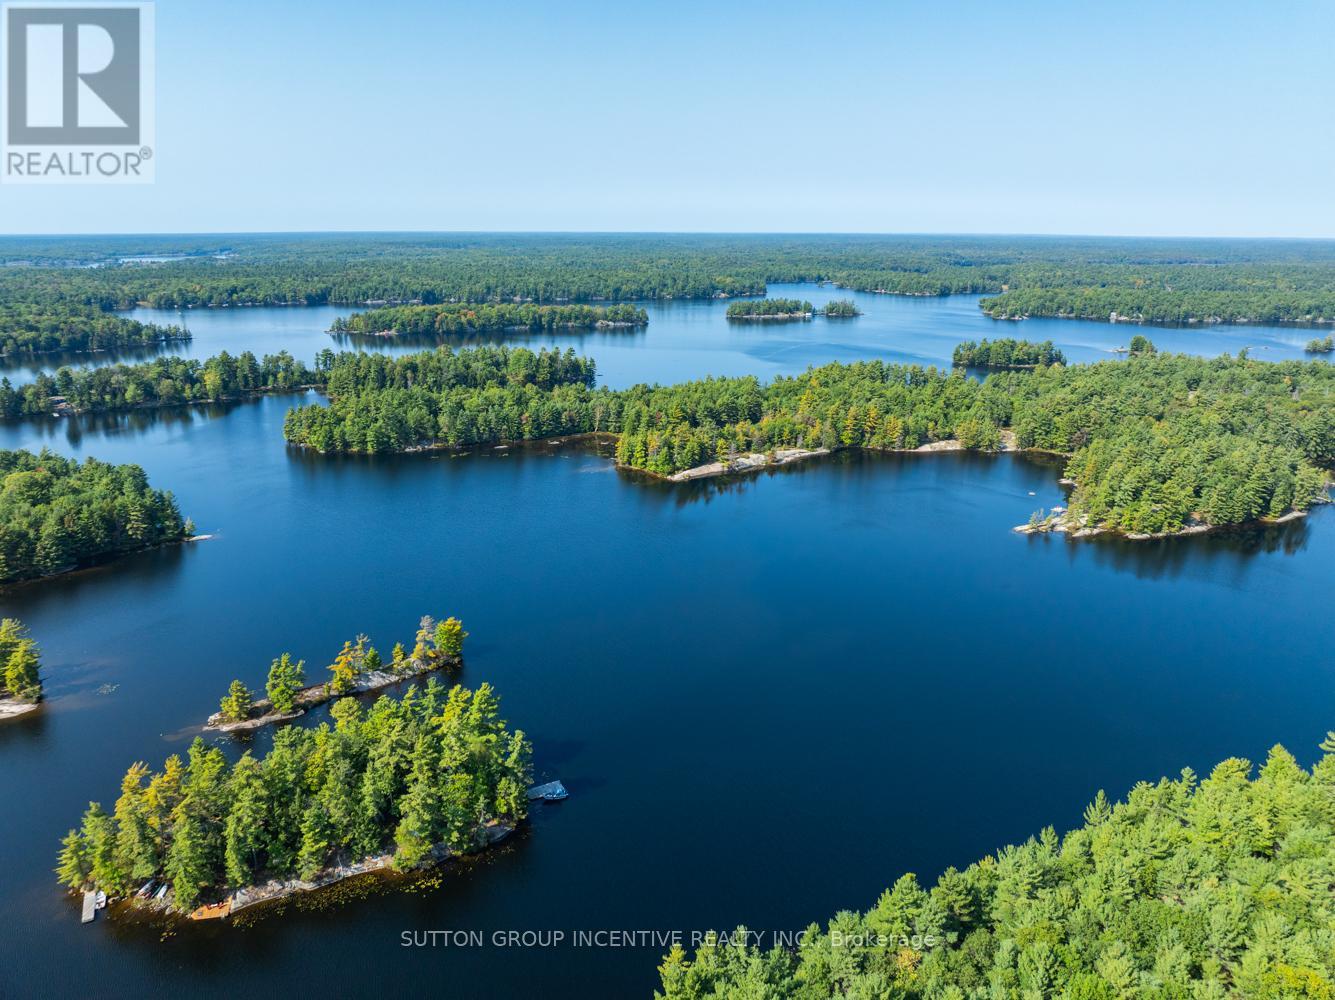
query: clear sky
[{"left": 2, "top": 0, "right": 1332, "bottom": 236}]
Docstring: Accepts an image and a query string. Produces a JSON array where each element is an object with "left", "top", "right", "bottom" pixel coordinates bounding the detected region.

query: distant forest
[{"left": 5, "top": 233, "right": 1335, "bottom": 326}]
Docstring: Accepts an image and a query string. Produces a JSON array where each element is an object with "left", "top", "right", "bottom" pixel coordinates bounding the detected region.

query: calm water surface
[
  {"left": 0, "top": 289, "right": 1332, "bottom": 999},
  {"left": 0, "top": 282, "right": 1323, "bottom": 382}
]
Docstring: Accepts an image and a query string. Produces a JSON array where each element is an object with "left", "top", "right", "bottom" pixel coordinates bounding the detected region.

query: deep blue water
[{"left": 0, "top": 289, "right": 1333, "bottom": 999}]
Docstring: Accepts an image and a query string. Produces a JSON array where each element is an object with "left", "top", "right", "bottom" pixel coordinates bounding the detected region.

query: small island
[
  {"left": 821, "top": 299, "right": 861, "bottom": 318},
  {"left": 58, "top": 676, "right": 532, "bottom": 917},
  {"left": 330, "top": 302, "right": 648, "bottom": 337},
  {"left": 725, "top": 298, "right": 814, "bottom": 322},
  {"left": 0, "top": 449, "right": 194, "bottom": 584},
  {"left": 0, "top": 350, "right": 318, "bottom": 420},
  {"left": 0, "top": 618, "right": 43, "bottom": 722},
  {"left": 0, "top": 304, "right": 189, "bottom": 357},
  {"left": 1307, "top": 335, "right": 1334, "bottom": 353},
  {"left": 208, "top": 614, "right": 466, "bottom": 731},
  {"left": 952, "top": 338, "right": 1065, "bottom": 368}
]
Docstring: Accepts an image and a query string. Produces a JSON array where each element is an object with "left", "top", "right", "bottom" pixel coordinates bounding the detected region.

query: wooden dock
[
  {"left": 527, "top": 780, "right": 568, "bottom": 801},
  {"left": 80, "top": 891, "right": 97, "bottom": 924}
]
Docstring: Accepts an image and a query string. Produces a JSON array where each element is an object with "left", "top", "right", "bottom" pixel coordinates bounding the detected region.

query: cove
[{"left": 1, "top": 389, "right": 1332, "bottom": 997}]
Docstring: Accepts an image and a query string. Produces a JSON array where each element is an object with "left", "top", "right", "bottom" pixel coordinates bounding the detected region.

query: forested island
[
  {"left": 0, "top": 351, "right": 318, "bottom": 419},
  {"left": 282, "top": 344, "right": 1334, "bottom": 537},
  {"left": 1307, "top": 335, "right": 1334, "bottom": 353},
  {"left": 211, "top": 614, "right": 466, "bottom": 730},
  {"left": 0, "top": 304, "right": 189, "bottom": 357},
  {"left": 330, "top": 302, "right": 647, "bottom": 337},
  {"left": 821, "top": 299, "right": 861, "bottom": 318},
  {"left": 726, "top": 298, "right": 814, "bottom": 321},
  {"left": 0, "top": 449, "right": 192, "bottom": 583},
  {"left": 655, "top": 734, "right": 1335, "bottom": 999},
  {"left": 7, "top": 234, "right": 1335, "bottom": 328},
  {"left": 282, "top": 346, "right": 602, "bottom": 453},
  {"left": 952, "top": 338, "right": 1065, "bottom": 368},
  {"left": 57, "top": 680, "right": 532, "bottom": 914},
  {"left": 0, "top": 618, "right": 43, "bottom": 720}
]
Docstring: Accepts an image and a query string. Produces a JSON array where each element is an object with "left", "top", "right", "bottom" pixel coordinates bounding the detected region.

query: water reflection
[
  {"left": 6, "top": 399, "right": 258, "bottom": 447},
  {"left": 0, "top": 341, "right": 178, "bottom": 376}
]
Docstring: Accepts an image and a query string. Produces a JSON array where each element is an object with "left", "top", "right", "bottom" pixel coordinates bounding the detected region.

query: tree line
[
  {"left": 951, "top": 338, "right": 1066, "bottom": 368},
  {"left": 0, "top": 618, "right": 42, "bottom": 702},
  {"left": 0, "top": 350, "right": 317, "bottom": 418},
  {"left": 330, "top": 302, "right": 648, "bottom": 337},
  {"left": 0, "top": 303, "right": 188, "bottom": 356},
  {"left": 0, "top": 449, "right": 191, "bottom": 583},
  {"left": 283, "top": 344, "right": 1335, "bottom": 536},
  {"left": 656, "top": 734, "right": 1335, "bottom": 999},
  {"left": 8, "top": 234, "right": 1335, "bottom": 328},
  {"left": 57, "top": 679, "right": 531, "bottom": 912}
]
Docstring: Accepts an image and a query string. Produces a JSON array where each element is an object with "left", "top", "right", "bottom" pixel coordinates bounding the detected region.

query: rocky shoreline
[
  {"left": 1015, "top": 506, "right": 1318, "bottom": 541},
  {"left": 666, "top": 447, "right": 831, "bottom": 482},
  {"left": 0, "top": 696, "right": 41, "bottom": 723},
  {"left": 205, "top": 654, "right": 461, "bottom": 732}
]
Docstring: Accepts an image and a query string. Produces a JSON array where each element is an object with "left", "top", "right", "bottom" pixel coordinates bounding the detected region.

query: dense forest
[
  {"left": 0, "top": 449, "right": 190, "bottom": 583},
  {"left": 330, "top": 302, "right": 647, "bottom": 337},
  {"left": 726, "top": 298, "right": 814, "bottom": 320},
  {"left": 0, "top": 304, "right": 188, "bottom": 356},
  {"left": 0, "top": 618, "right": 42, "bottom": 703},
  {"left": 0, "top": 350, "right": 318, "bottom": 418},
  {"left": 57, "top": 680, "right": 531, "bottom": 911},
  {"left": 8, "top": 234, "right": 1335, "bottom": 328},
  {"left": 283, "top": 345, "right": 1335, "bottom": 535},
  {"left": 952, "top": 339, "right": 1066, "bottom": 368},
  {"left": 656, "top": 734, "right": 1335, "bottom": 1000},
  {"left": 282, "top": 346, "right": 605, "bottom": 454}
]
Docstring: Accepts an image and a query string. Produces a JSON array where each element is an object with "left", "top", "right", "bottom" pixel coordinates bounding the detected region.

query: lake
[
  {"left": 0, "top": 282, "right": 1323, "bottom": 383},
  {"left": 0, "top": 287, "right": 1332, "bottom": 998}
]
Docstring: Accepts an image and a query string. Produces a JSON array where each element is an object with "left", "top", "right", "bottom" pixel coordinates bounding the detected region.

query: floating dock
[
  {"left": 527, "top": 780, "right": 568, "bottom": 801},
  {"left": 80, "top": 891, "right": 97, "bottom": 924}
]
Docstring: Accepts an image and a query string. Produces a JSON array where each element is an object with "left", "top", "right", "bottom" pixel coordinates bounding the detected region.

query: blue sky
[{"left": 2, "top": 0, "right": 1333, "bottom": 236}]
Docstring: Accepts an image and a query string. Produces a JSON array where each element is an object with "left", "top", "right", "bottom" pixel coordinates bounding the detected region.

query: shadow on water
[
  {"left": 5, "top": 399, "right": 258, "bottom": 448},
  {"left": 0, "top": 342, "right": 179, "bottom": 376},
  {"left": 1064, "top": 515, "right": 1316, "bottom": 582}
]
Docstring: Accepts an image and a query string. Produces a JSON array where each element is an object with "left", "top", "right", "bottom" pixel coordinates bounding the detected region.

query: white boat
[
  {"left": 154, "top": 884, "right": 168, "bottom": 900},
  {"left": 94, "top": 890, "right": 107, "bottom": 909},
  {"left": 136, "top": 880, "right": 156, "bottom": 899}
]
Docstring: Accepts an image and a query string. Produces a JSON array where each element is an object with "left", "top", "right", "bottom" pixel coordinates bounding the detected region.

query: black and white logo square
[{"left": 2, "top": 2, "right": 155, "bottom": 183}]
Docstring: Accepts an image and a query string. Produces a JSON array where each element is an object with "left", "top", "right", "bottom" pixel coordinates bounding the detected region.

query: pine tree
[
  {"left": 265, "top": 653, "right": 305, "bottom": 713},
  {"left": 223, "top": 755, "right": 267, "bottom": 886},
  {"left": 4, "top": 638, "right": 42, "bottom": 701},
  {"left": 393, "top": 738, "right": 442, "bottom": 869},
  {"left": 113, "top": 762, "right": 160, "bottom": 883},
  {"left": 433, "top": 617, "right": 467, "bottom": 661},
  {"left": 56, "top": 829, "right": 92, "bottom": 890},
  {"left": 218, "top": 679, "right": 253, "bottom": 723}
]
